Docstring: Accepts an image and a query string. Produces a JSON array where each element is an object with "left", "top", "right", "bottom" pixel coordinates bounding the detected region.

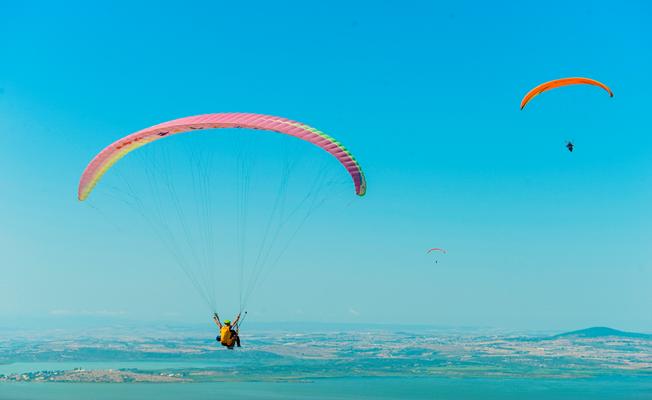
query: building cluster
[{"left": 0, "top": 369, "right": 78, "bottom": 382}]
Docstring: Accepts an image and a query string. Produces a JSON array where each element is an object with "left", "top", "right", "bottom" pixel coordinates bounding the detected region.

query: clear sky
[{"left": 1, "top": 0, "right": 651, "bottom": 332}]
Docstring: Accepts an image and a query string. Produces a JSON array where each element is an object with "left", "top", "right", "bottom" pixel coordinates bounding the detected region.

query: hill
[{"left": 553, "top": 327, "right": 652, "bottom": 340}]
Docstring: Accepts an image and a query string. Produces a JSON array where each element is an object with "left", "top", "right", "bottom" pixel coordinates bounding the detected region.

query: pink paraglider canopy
[{"left": 78, "top": 113, "right": 366, "bottom": 200}]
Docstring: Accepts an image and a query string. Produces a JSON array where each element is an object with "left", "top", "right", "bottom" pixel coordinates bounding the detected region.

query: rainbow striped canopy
[{"left": 78, "top": 113, "right": 366, "bottom": 200}]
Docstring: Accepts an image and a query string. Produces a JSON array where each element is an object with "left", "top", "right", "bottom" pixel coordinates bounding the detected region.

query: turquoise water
[{"left": 1, "top": 377, "right": 652, "bottom": 400}]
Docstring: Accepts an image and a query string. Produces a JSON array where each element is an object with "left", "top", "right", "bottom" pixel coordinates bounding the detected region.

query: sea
[{"left": 1, "top": 374, "right": 651, "bottom": 400}]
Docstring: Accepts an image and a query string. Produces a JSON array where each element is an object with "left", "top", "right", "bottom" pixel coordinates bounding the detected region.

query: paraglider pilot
[
  {"left": 213, "top": 312, "right": 242, "bottom": 349},
  {"left": 565, "top": 141, "right": 574, "bottom": 153}
]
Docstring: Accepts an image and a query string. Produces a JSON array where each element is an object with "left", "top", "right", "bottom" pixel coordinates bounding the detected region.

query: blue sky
[{"left": 0, "top": 0, "right": 651, "bottom": 332}]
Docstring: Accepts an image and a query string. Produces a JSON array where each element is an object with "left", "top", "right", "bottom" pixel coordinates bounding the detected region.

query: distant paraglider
[
  {"left": 520, "top": 77, "right": 613, "bottom": 110},
  {"left": 427, "top": 248, "right": 447, "bottom": 263},
  {"left": 520, "top": 78, "right": 613, "bottom": 153}
]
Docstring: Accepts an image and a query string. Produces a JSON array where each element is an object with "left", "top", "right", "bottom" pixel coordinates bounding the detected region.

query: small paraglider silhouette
[
  {"left": 565, "top": 141, "right": 574, "bottom": 153},
  {"left": 427, "top": 248, "right": 447, "bottom": 264}
]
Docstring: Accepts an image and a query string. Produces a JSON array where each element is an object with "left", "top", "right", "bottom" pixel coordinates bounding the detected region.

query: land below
[{"left": 1, "top": 326, "right": 650, "bottom": 383}]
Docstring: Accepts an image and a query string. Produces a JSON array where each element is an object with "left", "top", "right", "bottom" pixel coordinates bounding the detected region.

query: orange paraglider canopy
[{"left": 520, "top": 77, "right": 613, "bottom": 110}]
